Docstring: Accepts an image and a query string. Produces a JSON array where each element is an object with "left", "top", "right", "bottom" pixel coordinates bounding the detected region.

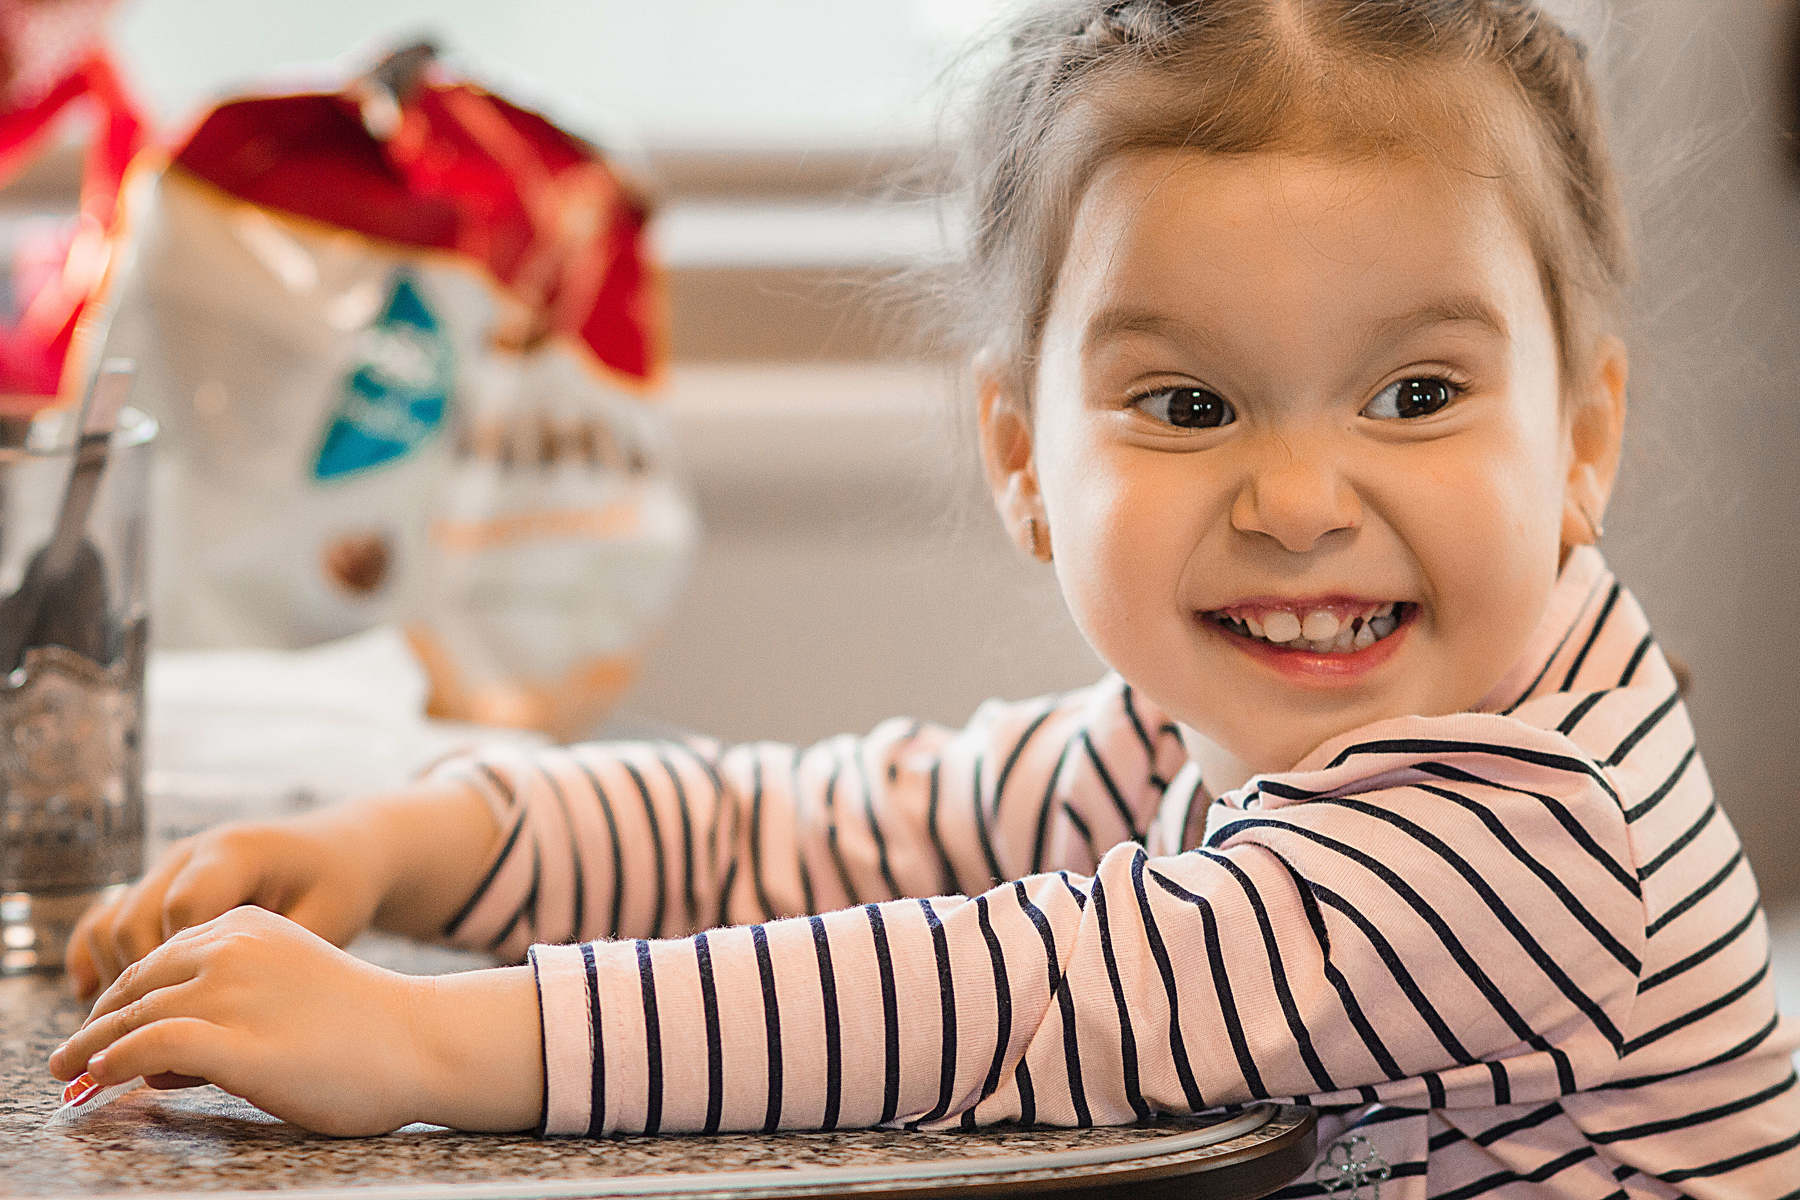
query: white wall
[{"left": 111, "top": 0, "right": 977, "bottom": 148}]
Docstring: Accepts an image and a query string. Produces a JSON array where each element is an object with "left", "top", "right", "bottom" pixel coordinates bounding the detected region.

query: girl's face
[{"left": 982, "top": 149, "right": 1625, "bottom": 772}]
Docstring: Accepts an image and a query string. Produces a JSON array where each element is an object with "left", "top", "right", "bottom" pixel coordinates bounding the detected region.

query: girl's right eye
[{"left": 1128, "top": 386, "right": 1236, "bottom": 430}]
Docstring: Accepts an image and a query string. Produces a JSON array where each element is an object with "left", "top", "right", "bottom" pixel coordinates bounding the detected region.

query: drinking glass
[{"left": 0, "top": 404, "right": 154, "bottom": 973}]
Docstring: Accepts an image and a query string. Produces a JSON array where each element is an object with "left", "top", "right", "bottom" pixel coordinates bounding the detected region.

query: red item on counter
[{"left": 61, "top": 1071, "right": 100, "bottom": 1105}]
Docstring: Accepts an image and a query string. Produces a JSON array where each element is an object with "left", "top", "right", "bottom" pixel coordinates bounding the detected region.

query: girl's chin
[
  {"left": 1164, "top": 703, "right": 1375, "bottom": 781},
  {"left": 1178, "top": 666, "right": 1426, "bottom": 776}
]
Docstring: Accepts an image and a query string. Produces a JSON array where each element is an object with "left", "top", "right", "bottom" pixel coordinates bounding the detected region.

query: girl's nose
[{"left": 1228, "top": 438, "right": 1362, "bottom": 553}]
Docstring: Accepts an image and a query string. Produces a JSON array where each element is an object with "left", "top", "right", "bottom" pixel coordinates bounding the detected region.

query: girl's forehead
[
  {"left": 1074, "top": 149, "right": 1515, "bottom": 260},
  {"left": 1052, "top": 148, "right": 1539, "bottom": 327}
]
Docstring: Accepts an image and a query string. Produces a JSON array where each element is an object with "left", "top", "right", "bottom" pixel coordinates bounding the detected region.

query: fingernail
[{"left": 86, "top": 1053, "right": 108, "bottom": 1082}]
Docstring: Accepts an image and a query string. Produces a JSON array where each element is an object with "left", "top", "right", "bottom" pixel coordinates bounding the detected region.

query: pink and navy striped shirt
[{"left": 430, "top": 547, "right": 1800, "bottom": 1197}]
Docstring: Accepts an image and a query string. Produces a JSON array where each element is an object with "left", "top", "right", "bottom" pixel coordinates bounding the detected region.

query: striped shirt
[{"left": 430, "top": 547, "right": 1800, "bottom": 1197}]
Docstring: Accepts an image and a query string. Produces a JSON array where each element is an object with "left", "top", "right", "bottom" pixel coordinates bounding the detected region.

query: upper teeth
[
  {"left": 1301, "top": 611, "right": 1339, "bottom": 641},
  {"left": 1264, "top": 611, "right": 1303, "bottom": 642},
  {"left": 1214, "top": 603, "right": 1402, "bottom": 654}
]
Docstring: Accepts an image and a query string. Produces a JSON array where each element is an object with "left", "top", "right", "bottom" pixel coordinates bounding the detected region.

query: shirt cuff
[
  {"left": 528, "top": 932, "right": 733, "bottom": 1136},
  {"left": 530, "top": 941, "right": 600, "bottom": 1136}
]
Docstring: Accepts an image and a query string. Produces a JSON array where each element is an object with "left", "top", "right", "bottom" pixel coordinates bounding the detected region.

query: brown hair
[{"left": 941, "top": 0, "right": 1632, "bottom": 399}]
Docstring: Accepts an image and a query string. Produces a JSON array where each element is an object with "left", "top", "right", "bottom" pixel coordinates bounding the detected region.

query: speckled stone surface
[{"left": 0, "top": 798, "right": 1313, "bottom": 1198}]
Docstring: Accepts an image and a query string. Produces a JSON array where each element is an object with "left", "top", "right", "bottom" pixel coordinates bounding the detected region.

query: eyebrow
[
  {"left": 1081, "top": 294, "right": 1511, "bottom": 357},
  {"left": 1365, "top": 295, "right": 1510, "bottom": 350}
]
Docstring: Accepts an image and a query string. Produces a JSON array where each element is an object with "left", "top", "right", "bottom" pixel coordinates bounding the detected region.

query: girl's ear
[
  {"left": 976, "top": 355, "right": 1047, "bottom": 559},
  {"left": 1561, "top": 335, "right": 1629, "bottom": 549}
]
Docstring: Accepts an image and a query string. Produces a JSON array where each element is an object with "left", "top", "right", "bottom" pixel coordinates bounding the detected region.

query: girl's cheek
[
  {"left": 1057, "top": 512, "right": 1191, "bottom": 670},
  {"left": 1072, "top": 476, "right": 1180, "bottom": 583}
]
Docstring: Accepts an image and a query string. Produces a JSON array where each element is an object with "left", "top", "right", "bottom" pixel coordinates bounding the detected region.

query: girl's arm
[
  {"left": 53, "top": 691, "right": 1697, "bottom": 1141},
  {"left": 64, "top": 779, "right": 508, "bottom": 999},
  {"left": 360, "top": 781, "right": 515, "bottom": 940},
  {"left": 427, "top": 676, "right": 1190, "bottom": 959},
  {"left": 523, "top": 710, "right": 1654, "bottom": 1136},
  {"left": 51, "top": 676, "right": 1184, "bottom": 1134}
]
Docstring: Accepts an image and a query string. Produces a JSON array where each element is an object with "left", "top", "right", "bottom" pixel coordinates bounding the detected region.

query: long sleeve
[
  {"left": 425, "top": 675, "right": 1189, "bottom": 955},
  {"left": 516, "top": 709, "right": 1644, "bottom": 1137}
]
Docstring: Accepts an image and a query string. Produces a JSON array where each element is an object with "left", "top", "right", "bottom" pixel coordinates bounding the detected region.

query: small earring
[
  {"left": 1579, "top": 504, "right": 1605, "bottom": 544},
  {"left": 1025, "top": 515, "right": 1052, "bottom": 562}
]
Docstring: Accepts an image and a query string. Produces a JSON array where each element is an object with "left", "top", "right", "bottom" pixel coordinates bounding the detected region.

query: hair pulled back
[{"left": 947, "top": 0, "right": 1631, "bottom": 396}]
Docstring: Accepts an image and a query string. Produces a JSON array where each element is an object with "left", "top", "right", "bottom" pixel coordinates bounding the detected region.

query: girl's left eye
[
  {"left": 1362, "top": 377, "right": 1460, "bottom": 421},
  {"left": 1129, "top": 386, "right": 1236, "bottom": 430}
]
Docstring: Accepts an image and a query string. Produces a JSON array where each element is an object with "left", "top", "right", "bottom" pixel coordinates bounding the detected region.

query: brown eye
[
  {"left": 1364, "top": 377, "right": 1458, "bottom": 420},
  {"left": 1132, "top": 386, "right": 1236, "bottom": 430}
]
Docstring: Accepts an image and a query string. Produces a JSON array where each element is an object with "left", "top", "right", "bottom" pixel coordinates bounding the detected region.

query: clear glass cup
[{"left": 0, "top": 404, "right": 154, "bottom": 973}]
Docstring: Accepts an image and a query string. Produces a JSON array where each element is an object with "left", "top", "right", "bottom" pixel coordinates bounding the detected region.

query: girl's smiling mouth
[{"left": 1198, "top": 599, "right": 1418, "bottom": 682}]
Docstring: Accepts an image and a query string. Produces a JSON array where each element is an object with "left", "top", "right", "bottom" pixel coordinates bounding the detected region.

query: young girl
[{"left": 48, "top": 1, "right": 1800, "bottom": 1193}]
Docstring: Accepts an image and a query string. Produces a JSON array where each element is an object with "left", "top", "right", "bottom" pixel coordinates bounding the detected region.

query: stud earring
[
  {"left": 1579, "top": 504, "right": 1605, "bottom": 544},
  {"left": 1025, "top": 516, "right": 1052, "bottom": 562}
]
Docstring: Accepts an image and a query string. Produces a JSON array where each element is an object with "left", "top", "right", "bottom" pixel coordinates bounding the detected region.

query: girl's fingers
[
  {"left": 68, "top": 893, "right": 126, "bottom": 990},
  {"left": 159, "top": 849, "right": 257, "bottom": 941},
  {"left": 84, "top": 1016, "right": 230, "bottom": 1090},
  {"left": 62, "top": 905, "right": 110, "bottom": 1000},
  {"left": 52, "top": 958, "right": 209, "bottom": 1080},
  {"left": 100, "top": 898, "right": 180, "bottom": 984},
  {"left": 79, "top": 914, "right": 126, "bottom": 999},
  {"left": 68, "top": 842, "right": 199, "bottom": 994}
]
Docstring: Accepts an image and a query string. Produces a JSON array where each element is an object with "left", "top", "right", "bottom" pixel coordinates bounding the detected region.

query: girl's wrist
[
  {"left": 408, "top": 965, "right": 544, "bottom": 1133},
  {"left": 350, "top": 782, "right": 505, "bottom": 940}
]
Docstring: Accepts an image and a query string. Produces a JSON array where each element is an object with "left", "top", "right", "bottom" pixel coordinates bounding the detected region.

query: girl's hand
[
  {"left": 46, "top": 906, "right": 543, "bottom": 1137},
  {"left": 65, "top": 808, "right": 394, "bottom": 1002},
  {"left": 49, "top": 907, "right": 431, "bottom": 1136}
]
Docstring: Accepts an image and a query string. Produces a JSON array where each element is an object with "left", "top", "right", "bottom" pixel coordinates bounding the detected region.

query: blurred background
[{"left": 5, "top": 3, "right": 1796, "bottom": 906}]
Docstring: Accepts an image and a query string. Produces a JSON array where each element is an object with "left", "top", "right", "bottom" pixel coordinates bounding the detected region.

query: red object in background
[
  {"left": 173, "top": 56, "right": 657, "bottom": 383},
  {"left": 0, "top": 1, "right": 143, "bottom": 414},
  {"left": 0, "top": 50, "right": 142, "bottom": 412},
  {"left": 0, "top": 0, "right": 118, "bottom": 111}
]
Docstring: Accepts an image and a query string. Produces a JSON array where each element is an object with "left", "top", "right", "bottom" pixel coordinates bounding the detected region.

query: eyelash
[
  {"left": 1361, "top": 373, "right": 1469, "bottom": 421},
  {"left": 1125, "top": 385, "right": 1235, "bottom": 430},
  {"left": 1125, "top": 372, "right": 1470, "bottom": 430}
]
